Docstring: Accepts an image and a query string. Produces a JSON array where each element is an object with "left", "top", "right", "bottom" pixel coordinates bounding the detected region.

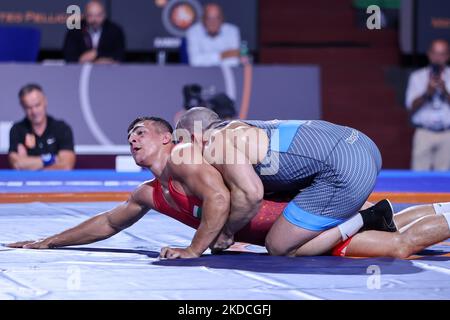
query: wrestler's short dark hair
[{"left": 127, "top": 116, "right": 173, "bottom": 134}]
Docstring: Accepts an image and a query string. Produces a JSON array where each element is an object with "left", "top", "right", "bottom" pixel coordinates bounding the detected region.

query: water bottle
[
  {"left": 240, "top": 40, "right": 252, "bottom": 65},
  {"left": 240, "top": 41, "right": 249, "bottom": 58},
  {"left": 157, "top": 50, "right": 166, "bottom": 65}
]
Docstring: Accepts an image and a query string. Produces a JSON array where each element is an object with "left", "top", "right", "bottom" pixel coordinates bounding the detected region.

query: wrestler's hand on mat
[
  {"left": 210, "top": 231, "right": 235, "bottom": 254},
  {"left": 159, "top": 246, "right": 200, "bottom": 259},
  {"left": 7, "top": 239, "right": 51, "bottom": 249}
]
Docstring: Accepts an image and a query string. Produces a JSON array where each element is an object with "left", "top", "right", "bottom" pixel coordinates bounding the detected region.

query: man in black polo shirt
[{"left": 8, "top": 84, "right": 76, "bottom": 170}]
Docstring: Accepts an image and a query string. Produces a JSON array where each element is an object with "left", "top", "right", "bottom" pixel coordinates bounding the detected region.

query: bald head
[
  {"left": 203, "top": 3, "right": 224, "bottom": 36},
  {"left": 85, "top": 0, "right": 106, "bottom": 30},
  {"left": 176, "top": 107, "right": 222, "bottom": 136},
  {"left": 428, "top": 39, "right": 450, "bottom": 67},
  {"left": 204, "top": 3, "right": 223, "bottom": 15}
]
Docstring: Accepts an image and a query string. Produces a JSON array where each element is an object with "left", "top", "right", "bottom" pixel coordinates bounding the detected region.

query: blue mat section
[
  {"left": 0, "top": 170, "right": 153, "bottom": 193},
  {"left": 374, "top": 170, "right": 450, "bottom": 193},
  {"left": 2, "top": 169, "right": 450, "bottom": 193},
  {"left": 0, "top": 202, "right": 449, "bottom": 300}
]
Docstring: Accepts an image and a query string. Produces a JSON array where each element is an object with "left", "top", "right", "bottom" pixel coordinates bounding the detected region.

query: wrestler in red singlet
[{"left": 151, "top": 178, "right": 351, "bottom": 256}]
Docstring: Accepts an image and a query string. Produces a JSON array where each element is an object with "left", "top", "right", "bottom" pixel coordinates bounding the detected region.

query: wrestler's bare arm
[
  {"left": 205, "top": 127, "right": 265, "bottom": 240},
  {"left": 216, "top": 161, "right": 264, "bottom": 236},
  {"left": 164, "top": 144, "right": 231, "bottom": 258},
  {"left": 7, "top": 182, "right": 155, "bottom": 249}
]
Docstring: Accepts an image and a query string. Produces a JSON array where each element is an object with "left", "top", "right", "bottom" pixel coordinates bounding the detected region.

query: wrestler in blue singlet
[{"left": 237, "top": 120, "right": 382, "bottom": 231}]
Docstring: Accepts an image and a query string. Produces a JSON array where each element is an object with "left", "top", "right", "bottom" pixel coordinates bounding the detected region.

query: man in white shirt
[
  {"left": 186, "top": 3, "right": 241, "bottom": 67},
  {"left": 405, "top": 39, "right": 450, "bottom": 170}
]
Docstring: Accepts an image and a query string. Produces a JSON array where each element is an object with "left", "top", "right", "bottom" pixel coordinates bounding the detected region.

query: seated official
[
  {"left": 8, "top": 84, "right": 76, "bottom": 170},
  {"left": 63, "top": 0, "right": 125, "bottom": 64},
  {"left": 186, "top": 3, "right": 241, "bottom": 67}
]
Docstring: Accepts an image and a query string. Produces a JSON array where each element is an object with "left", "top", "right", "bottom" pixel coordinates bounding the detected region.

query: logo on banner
[{"left": 162, "top": 0, "right": 202, "bottom": 37}]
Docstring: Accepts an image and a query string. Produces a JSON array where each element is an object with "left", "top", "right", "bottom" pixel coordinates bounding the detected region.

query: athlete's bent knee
[
  {"left": 265, "top": 237, "right": 289, "bottom": 256},
  {"left": 392, "top": 236, "right": 413, "bottom": 259}
]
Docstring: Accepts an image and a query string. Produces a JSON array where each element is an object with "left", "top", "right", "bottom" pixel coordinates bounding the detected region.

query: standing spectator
[
  {"left": 8, "top": 84, "right": 76, "bottom": 170},
  {"left": 406, "top": 39, "right": 450, "bottom": 171},
  {"left": 186, "top": 3, "right": 241, "bottom": 67},
  {"left": 63, "top": 0, "right": 125, "bottom": 63}
]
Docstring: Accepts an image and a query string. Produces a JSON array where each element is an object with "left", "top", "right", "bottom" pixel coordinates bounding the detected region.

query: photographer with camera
[{"left": 406, "top": 39, "right": 450, "bottom": 170}]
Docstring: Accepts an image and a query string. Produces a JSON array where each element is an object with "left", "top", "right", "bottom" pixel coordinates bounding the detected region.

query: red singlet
[{"left": 151, "top": 178, "right": 351, "bottom": 253}]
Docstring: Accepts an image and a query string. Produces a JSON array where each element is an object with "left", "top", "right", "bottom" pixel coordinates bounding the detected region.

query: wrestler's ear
[
  {"left": 161, "top": 132, "right": 172, "bottom": 145},
  {"left": 173, "top": 128, "right": 191, "bottom": 144}
]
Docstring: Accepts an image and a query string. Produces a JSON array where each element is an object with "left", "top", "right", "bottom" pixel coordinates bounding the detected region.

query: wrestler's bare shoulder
[
  {"left": 131, "top": 180, "right": 156, "bottom": 207},
  {"left": 209, "top": 121, "right": 269, "bottom": 164},
  {"left": 212, "top": 121, "right": 261, "bottom": 140},
  {"left": 169, "top": 143, "right": 203, "bottom": 167},
  {"left": 223, "top": 120, "right": 251, "bottom": 130}
]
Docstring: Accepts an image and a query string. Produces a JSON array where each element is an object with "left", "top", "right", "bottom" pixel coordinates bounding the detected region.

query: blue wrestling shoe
[{"left": 359, "top": 199, "right": 397, "bottom": 232}]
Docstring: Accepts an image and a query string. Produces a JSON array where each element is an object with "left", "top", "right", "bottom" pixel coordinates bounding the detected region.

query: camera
[
  {"left": 183, "top": 84, "right": 204, "bottom": 110},
  {"left": 182, "top": 84, "right": 236, "bottom": 119}
]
